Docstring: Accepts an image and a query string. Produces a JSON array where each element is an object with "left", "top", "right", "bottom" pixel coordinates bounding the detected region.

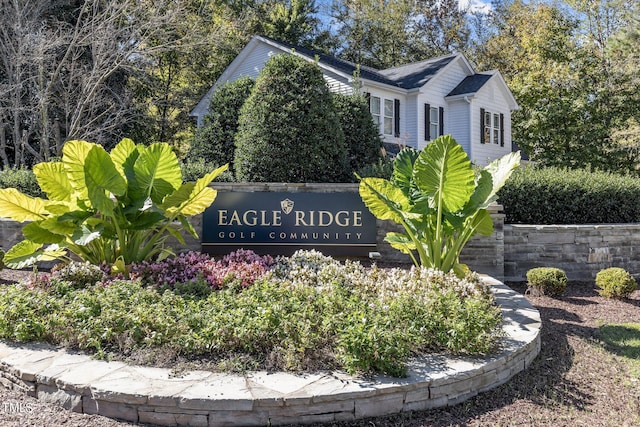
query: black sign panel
[{"left": 202, "top": 191, "right": 377, "bottom": 257}]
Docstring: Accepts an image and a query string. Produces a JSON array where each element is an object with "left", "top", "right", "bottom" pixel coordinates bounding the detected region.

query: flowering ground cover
[{"left": 0, "top": 250, "right": 502, "bottom": 378}]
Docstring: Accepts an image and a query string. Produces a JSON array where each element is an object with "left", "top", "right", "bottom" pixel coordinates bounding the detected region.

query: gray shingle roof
[
  {"left": 447, "top": 73, "right": 493, "bottom": 96},
  {"left": 257, "top": 35, "right": 457, "bottom": 90},
  {"left": 377, "top": 55, "right": 458, "bottom": 89}
]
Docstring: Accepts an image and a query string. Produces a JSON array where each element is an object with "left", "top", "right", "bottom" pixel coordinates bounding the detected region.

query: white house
[{"left": 191, "top": 35, "right": 519, "bottom": 166}]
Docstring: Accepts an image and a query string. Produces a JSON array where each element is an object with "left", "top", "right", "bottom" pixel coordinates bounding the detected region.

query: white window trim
[
  {"left": 370, "top": 96, "right": 381, "bottom": 128},
  {"left": 483, "top": 109, "right": 502, "bottom": 145},
  {"left": 383, "top": 99, "right": 394, "bottom": 136},
  {"left": 429, "top": 106, "right": 439, "bottom": 141}
]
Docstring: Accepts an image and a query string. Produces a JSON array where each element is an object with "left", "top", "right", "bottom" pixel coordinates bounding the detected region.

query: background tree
[
  {"left": 477, "top": 0, "right": 640, "bottom": 173},
  {"left": 190, "top": 76, "right": 255, "bottom": 172},
  {"left": 330, "top": 0, "right": 415, "bottom": 68},
  {"left": 234, "top": 54, "right": 348, "bottom": 182},
  {"left": 0, "top": 0, "right": 212, "bottom": 167},
  {"left": 262, "top": 0, "right": 323, "bottom": 46},
  {"left": 330, "top": 0, "right": 472, "bottom": 68},
  {"left": 409, "top": 0, "right": 471, "bottom": 58}
]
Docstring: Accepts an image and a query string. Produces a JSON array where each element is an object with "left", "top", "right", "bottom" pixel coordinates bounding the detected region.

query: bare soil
[{"left": 1, "top": 269, "right": 639, "bottom": 426}]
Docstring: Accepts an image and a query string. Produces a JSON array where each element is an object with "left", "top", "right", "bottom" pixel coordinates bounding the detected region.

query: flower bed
[{"left": 0, "top": 250, "right": 503, "bottom": 378}]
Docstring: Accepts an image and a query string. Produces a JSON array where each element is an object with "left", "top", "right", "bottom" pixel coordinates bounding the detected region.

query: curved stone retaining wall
[{"left": 0, "top": 278, "right": 540, "bottom": 426}]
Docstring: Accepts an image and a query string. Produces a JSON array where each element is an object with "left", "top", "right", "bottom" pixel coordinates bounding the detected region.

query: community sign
[{"left": 202, "top": 191, "right": 377, "bottom": 257}]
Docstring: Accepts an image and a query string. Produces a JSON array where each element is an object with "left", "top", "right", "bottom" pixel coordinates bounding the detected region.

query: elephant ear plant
[
  {"left": 358, "top": 135, "right": 520, "bottom": 276},
  {"left": 0, "top": 138, "right": 228, "bottom": 274}
]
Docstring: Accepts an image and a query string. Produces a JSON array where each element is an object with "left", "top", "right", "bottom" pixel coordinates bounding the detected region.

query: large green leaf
[
  {"left": 22, "top": 222, "right": 65, "bottom": 244},
  {"left": 162, "top": 164, "right": 229, "bottom": 217},
  {"left": 481, "top": 151, "right": 521, "bottom": 208},
  {"left": 0, "top": 188, "right": 48, "bottom": 222},
  {"left": 392, "top": 147, "right": 419, "bottom": 197},
  {"left": 110, "top": 138, "right": 139, "bottom": 184},
  {"left": 468, "top": 209, "right": 495, "bottom": 236},
  {"left": 359, "top": 177, "right": 410, "bottom": 223},
  {"left": 414, "top": 135, "right": 475, "bottom": 213},
  {"left": 384, "top": 232, "right": 416, "bottom": 254},
  {"left": 464, "top": 169, "right": 493, "bottom": 215},
  {"left": 124, "top": 211, "right": 165, "bottom": 230},
  {"left": 160, "top": 183, "right": 195, "bottom": 213},
  {"left": 40, "top": 217, "right": 79, "bottom": 236},
  {"left": 33, "top": 162, "right": 72, "bottom": 202},
  {"left": 39, "top": 244, "right": 69, "bottom": 262},
  {"left": 4, "top": 240, "right": 44, "bottom": 269},
  {"left": 62, "top": 140, "right": 94, "bottom": 202},
  {"left": 131, "top": 143, "right": 182, "bottom": 204},
  {"left": 85, "top": 145, "right": 127, "bottom": 215},
  {"left": 72, "top": 224, "right": 103, "bottom": 246}
]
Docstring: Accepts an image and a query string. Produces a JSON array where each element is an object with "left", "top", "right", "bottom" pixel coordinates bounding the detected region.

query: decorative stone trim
[{"left": 0, "top": 277, "right": 540, "bottom": 426}]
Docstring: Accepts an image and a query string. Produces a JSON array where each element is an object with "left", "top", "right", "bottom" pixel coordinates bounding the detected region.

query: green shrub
[
  {"left": 0, "top": 168, "right": 44, "bottom": 197},
  {"left": 333, "top": 93, "right": 383, "bottom": 179},
  {"left": 498, "top": 166, "right": 640, "bottom": 224},
  {"left": 190, "top": 76, "right": 254, "bottom": 172},
  {"left": 526, "top": 267, "right": 567, "bottom": 297},
  {"left": 356, "top": 157, "right": 394, "bottom": 179},
  {"left": 595, "top": 267, "right": 638, "bottom": 299},
  {"left": 234, "top": 54, "right": 348, "bottom": 183},
  {"left": 181, "top": 158, "right": 234, "bottom": 183}
]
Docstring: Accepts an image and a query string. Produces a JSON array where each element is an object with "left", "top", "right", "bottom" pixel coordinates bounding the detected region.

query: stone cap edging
[{"left": 0, "top": 277, "right": 540, "bottom": 426}]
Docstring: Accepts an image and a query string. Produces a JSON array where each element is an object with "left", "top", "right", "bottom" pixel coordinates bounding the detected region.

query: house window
[
  {"left": 370, "top": 96, "right": 381, "bottom": 127},
  {"left": 430, "top": 107, "right": 439, "bottom": 140},
  {"left": 480, "top": 108, "right": 504, "bottom": 145},
  {"left": 384, "top": 99, "right": 394, "bottom": 135},
  {"left": 484, "top": 111, "right": 491, "bottom": 144},
  {"left": 424, "top": 104, "right": 444, "bottom": 141}
]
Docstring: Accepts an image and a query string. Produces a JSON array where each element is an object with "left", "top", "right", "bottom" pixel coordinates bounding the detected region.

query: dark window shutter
[
  {"left": 425, "top": 103, "right": 430, "bottom": 141},
  {"left": 394, "top": 99, "right": 400, "bottom": 137},
  {"left": 439, "top": 107, "right": 444, "bottom": 136},
  {"left": 480, "top": 108, "right": 486, "bottom": 144},
  {"left": 500, "top": 113, "right": 505, "bottom": 147},
  {"left": 365, "top": 92, "right": 371, "bottom": 109}
]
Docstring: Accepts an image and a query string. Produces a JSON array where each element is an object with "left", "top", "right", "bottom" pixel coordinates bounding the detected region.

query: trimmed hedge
[
  {"left": 234, "top": 54, "right": 348, "bottom": 183},
  {"left": 595, "top": 267, "right": 638, "bottom": 299},
  {"left": 498, "top": 166, "right": 640, "bottom": 224},
  {"left": 333, "top": 93, "right": 383, "bottom": 179},
  {"left": 189, "top": 76, "right": 254, "bottom": 172},
  {"left": 0, "top": 167, "right": 44, "bottom": 197},
  {"left": 526, "top": 267, "right": 567, "bottom": 297}
]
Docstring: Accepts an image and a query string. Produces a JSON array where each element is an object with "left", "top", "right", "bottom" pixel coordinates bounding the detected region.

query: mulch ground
[{"left": 0, "top": 269, "right": 639, "bottom": 427}]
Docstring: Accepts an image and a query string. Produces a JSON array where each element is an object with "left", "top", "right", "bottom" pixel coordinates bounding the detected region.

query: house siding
[
  {"left": 234, "top": 43, "right": 273, "bottom": 81},
  {"left": 447, "top": 99, "right": 471, "bottom": 154},
  {"left": 404, "top": 93, "right": 418, "bottom": 148},
  {"left": 325, "top": 73, "right": 352, "bottom": 94},
  {"left": 472, "top": 79, "right": 513, "bottom": 166}
]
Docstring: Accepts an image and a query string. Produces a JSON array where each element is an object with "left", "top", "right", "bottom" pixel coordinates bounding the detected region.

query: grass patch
[{"left": 598, "top": 323, "right": 640, "bottom": 379}]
